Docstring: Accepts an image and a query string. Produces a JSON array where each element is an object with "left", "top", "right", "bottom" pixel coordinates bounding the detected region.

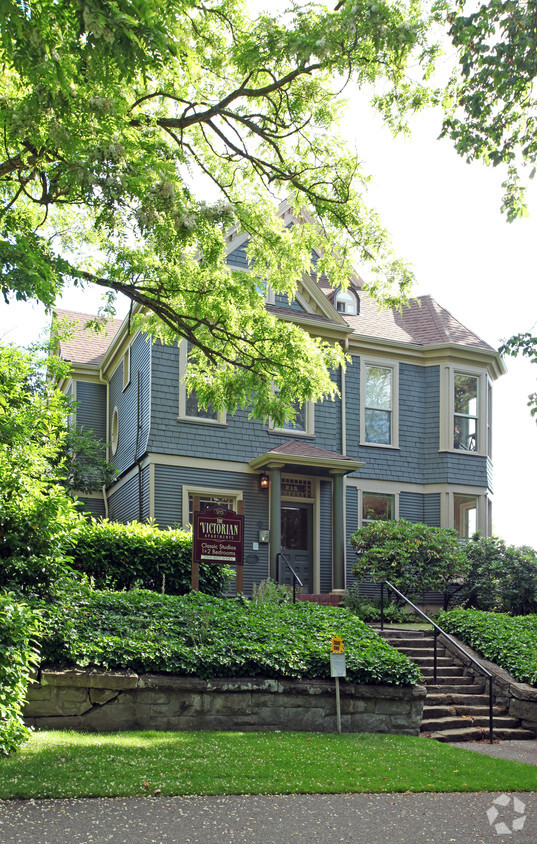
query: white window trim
[
  {"left": 335, "top": 288, "right": 358, "bottom": 315},
  {"left": 111, "top": 406, "right": 119, "bottom": 456},
  {"left": 178, "top": 341, "right": 226, "bottom": 425},
  {"left": 269, "top": 400, "right": 315, "bottom": 437},
  {"left": 360, "top": 357, "right": 399, "bottom": 449},
  {"left": 122, "top": 346, "right": 131, "bottom": 391},
  {"left": 439, "top": 364, "right": 489, "bottom": 456},
  {"left": 358, "top": 487, "right": 399, "bottom": 528},
  {"left": 182, "top": 486, "right": 243, "bottom": 527},
  {"left": 440, "top": 488, "right": 489, "bottom": 536}
]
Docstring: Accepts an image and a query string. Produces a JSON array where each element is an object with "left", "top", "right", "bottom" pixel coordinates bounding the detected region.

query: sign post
[
  {"left": 192, "top": 504, "right": 245, "bottom": 596},
  {"left": 330, "top": 637, "right": 346, "bottom": 734}
]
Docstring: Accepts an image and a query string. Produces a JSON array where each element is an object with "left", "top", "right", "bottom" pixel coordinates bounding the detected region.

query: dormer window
[{"left": 335, "top": 288, "right": 359, "bottom": 315}]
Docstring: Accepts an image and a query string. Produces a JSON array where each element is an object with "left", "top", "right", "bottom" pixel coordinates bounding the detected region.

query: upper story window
[
  {"left": 335, "top": 288, "right": 359, "bottom": 315},
  {"left": 360, "top": 360, "right": 399, "bottom": 448},
  {"left": 270, "top": 398, "right": 314, "bottom": 436},
  {"left": 178, "top": 341, "right": 226, "bottom": 424},
  {"left": 111, "top": 406, "right": 119, "bottom": 455},
  {"left": 439, "top": 365, "right": 491, "bottom": 457},
  {"left": 454, "top": 373, "right": 478, "bottom": 451}
]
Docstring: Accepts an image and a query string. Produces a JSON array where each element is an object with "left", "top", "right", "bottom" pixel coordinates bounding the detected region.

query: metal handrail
[
  {"left": 380, "top": 580, "right": 494, "bottom": 744},
  {"left": 276, "top": 551, "right": 303, "bottom": 604}
]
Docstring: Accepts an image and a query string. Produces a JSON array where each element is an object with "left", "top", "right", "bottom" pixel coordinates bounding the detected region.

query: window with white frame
[
  {"left": 454, "top": 493, "right": 478, "bottom": 538},
  {"left": 270, "top": 398, "right": 314, "bottom": 436},
  {"left": 361, "top": 361, "right": 399, "bottom": 447},
  {"left": 335, "top": 288, "right": 359, "bottom": 315},
  {"left": 178, "top": 341, "right": 226, "bottom": 424},
  {"left": 183, "top": 487, "right": 242, "bottom": 526},
  {"left": 454, "top": 373, "right": 478, "bottom": 451},
  {"left": 439, "top": 365, "right": 490, "bottom": 455},
  {"left": 362, "top": 492, "right": 395, "bottom": 524}
]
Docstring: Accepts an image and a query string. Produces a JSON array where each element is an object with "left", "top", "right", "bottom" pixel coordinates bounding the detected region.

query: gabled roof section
[
  {"left": 249, "top": 439, "right": 363, "bottom": 474},
  {"left": 54, "top": 309, "right": 123, "bottom": 366}
]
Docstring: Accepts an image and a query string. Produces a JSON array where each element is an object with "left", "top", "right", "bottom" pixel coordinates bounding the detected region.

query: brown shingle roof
[
  {"left": 270, "top": 440, "right": 356, "bottom": 463},
  {"left": 54, "top": 310, "right": 123, "bottom": 365},
  {"left": 328, "top": 291, "right": 495, "bottom": 351}
]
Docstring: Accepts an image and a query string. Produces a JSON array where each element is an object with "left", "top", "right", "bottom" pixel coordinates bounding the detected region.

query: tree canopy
[{"left": 1, "top": 0, "right": 536, "bottom": 422}]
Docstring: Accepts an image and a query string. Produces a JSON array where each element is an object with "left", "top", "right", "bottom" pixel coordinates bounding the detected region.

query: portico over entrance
[{"left": 249, "top": 441, "right": 363, "bottom": 594}]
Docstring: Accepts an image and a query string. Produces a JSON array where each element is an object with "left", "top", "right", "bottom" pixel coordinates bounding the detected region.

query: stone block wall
[{"left": 24, "top": 671, "right": 426, "bottom": 735}]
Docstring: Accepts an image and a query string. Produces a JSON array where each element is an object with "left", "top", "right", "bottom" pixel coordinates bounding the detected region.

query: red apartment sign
[{"left": 193, "top": 507, "right": 244, "bottom": 566}]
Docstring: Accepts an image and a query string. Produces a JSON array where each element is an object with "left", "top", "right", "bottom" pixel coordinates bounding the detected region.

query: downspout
[
  {"left": 99, "top": 367, "right": 109, "bottom": 518},
  {"left": 340, "top": 337, "right": 348, "bottom": 456}
]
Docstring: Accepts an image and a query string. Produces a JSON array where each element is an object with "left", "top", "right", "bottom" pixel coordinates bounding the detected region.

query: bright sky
[{"left": 1, "top": 9, "right": 536, "bottom": 549}]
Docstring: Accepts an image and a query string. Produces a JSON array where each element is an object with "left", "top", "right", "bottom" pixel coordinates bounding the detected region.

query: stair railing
[
  {"left": 276, "top": 551, "right": 304, "bottom": 604},
  {"left": 380, "top": 580, "right": 494, "bottom": 745}
]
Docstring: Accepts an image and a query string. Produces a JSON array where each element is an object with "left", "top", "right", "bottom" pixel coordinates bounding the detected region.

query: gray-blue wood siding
[
  {"left": 108, "top": 465, "right": 149, "bottom": 523},
  {"left": 77, "top": 497, "right": 106, "bottom": 518},
  {"left": 345, "top": 485, "right": 358, "bottom": 587},
  {"left": 75, "top": 382, "right": 106, "bottom": 441},
  {"left": 109, "top": 333, "right": 151, "bottom": 475}
]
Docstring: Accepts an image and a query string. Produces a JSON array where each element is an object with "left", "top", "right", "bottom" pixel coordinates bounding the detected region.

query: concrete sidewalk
[
  {"left": 447, "top": 739, "right": 537, "bottom": 766},
  {"left": 0, "top": 792, "right": 536, "bottom": 843}
]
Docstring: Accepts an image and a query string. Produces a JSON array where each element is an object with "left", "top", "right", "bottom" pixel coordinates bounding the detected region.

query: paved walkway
[
  {"left": 1, "top": 791, "right": 536, "bottom": 843},
  {"left": 447, "top": 739, "right": 537, "bottom": 766}
]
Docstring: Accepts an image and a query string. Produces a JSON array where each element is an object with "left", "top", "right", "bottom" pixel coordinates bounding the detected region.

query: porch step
[
  {"left": 374, "top": 626, "right": 537, "bottom": 743},
  {"left": 296, "top": 594, "right": 342, "bottom": 606}
]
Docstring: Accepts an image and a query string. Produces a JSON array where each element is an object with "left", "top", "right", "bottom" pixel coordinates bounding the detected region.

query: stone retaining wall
[
  {"left": 440, "top": 633, "right": 537, "bottom": 734},
  {"left": 24, "top": 670, "right": 426, "bottom": 735}
]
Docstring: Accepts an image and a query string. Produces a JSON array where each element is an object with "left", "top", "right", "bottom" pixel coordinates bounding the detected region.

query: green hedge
[
  {"left": 39, "top": 589, "right": 420, "bottom": 686},
  {"left": 440, "top": 609, "right": 537, "bottom": 686},
  {"left": 0, "top": 595, "right": 41, "bottom": 755},
  {"left": 67, "top": 519, "right": 230, "bottom": 596}
]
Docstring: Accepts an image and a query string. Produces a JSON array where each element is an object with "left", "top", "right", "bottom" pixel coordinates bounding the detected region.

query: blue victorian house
[{"left": 55, "top": 203, "right": 504, "bottom": 597}]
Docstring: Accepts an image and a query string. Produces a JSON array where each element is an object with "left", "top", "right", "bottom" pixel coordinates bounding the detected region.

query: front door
[{"left": 280, "top": 502, "right": 313, "bottom": 592}]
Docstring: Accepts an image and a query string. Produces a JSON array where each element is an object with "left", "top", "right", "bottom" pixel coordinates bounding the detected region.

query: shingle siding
[{"left": 75, "top": 382, "right": 107, "bottom": 441}]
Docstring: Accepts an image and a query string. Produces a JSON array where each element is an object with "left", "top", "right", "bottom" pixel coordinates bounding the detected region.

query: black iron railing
[
  {"left": 276, "top": 551, "right": 303, "bottom": 604},
  {"left": 380, "top": 580, "right": 494, "bottom": 744}
]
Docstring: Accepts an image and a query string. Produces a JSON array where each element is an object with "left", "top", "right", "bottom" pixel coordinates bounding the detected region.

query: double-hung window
[
  {"left": 362, "top": 492, "right": 395, "bottom": 524},
  {"left": 360, "top": 360, "right": 399, "bottom": 447},
  {"left": 454, "top": 373, "right": 478, "bottom": 451},
  {"left": 270, "top": 398, "right": 314, "bottom": 436},
  {"left": 178, "top": 341, "right": 226, "bottom": 424}
]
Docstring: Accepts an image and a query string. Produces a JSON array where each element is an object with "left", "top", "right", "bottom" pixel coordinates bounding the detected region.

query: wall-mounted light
[{"left": 259, "top": 473, "right": 269, "bottom": 490}]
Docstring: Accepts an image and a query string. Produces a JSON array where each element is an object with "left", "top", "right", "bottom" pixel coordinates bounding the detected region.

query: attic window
[
  {"left": 335, "top": 289, "right": 358, "bottom": 315},
  {"left": 111, "top": 406, "right": 119, "bottom": 456}
]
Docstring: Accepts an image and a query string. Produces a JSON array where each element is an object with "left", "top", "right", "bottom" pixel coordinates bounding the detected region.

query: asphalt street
[{"left": 1, "top": 792, "right": 536, "bottom": 844}]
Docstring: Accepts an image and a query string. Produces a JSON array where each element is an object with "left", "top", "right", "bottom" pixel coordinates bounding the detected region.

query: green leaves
[
  {"left": 0, "top": 595, "right": 41, "bottom": 755},
  {"left": 350, "top": 519, "right": 468, "bottom": 597},
  {"left": 440, "top": 609, "right": 537, "bottom": 686},
  {"left": 38, "top": 589, "right": 420, "bottom": 686}
]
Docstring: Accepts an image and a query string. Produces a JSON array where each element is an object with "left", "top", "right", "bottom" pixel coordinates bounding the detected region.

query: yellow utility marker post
[{"left": 330, "top": 637, "right": 346, "bottom": 734}]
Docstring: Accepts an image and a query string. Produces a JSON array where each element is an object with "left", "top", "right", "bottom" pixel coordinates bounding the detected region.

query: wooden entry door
[{"left": 280, "top": 502, "right": 313, "bottom": 592}]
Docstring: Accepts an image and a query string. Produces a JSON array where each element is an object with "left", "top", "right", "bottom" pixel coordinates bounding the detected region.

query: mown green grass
[{"left": 2, "top": 730, "right": 537, "bottom": 798}]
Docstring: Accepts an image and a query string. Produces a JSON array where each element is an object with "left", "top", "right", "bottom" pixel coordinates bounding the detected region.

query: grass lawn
[{"left": 1, "top": 730, "right": 537, "bottom": 799}]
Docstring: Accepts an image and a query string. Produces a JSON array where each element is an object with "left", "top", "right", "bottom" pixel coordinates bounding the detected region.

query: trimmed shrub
[
  {"left": 39, "top": 588, "right": 420, "bottom": 686},
  {"left": 0, "top": 595, "right": 41, "bottom": 755},
  {"left": 440, "top": 609, "right": 537, "bottom": 686},
  {"left": 350, "top": 520, "right": 467, "bottom": 597},
  {"left": 66, "top": 519, "right": 230, "bottom": 596},
  {"left": 460, "top": 534, "right": 537, "bottom": 615}
]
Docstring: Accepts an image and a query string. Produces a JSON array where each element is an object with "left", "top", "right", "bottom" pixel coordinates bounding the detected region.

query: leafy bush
[
  {"left": 342, "top": 583, "right": 409, "bottom": 623},
  {"left": 39, "top": 588, "right": 420, "bottom": 686},
  {"left": 66, "top": 519, "right": 230, "bottom": 596},
  {"left": 0, "top": 345, "right": 81, "bottom": 598},
  {"left": 460, "top": 535, "right": 537, "bottom": 615},
  {"left": 0, "top": 595, "right": 41, "bottom": 755},
  {"left": 439, "top": 609, "right": 537, "bottom": 686},
  {"left": 350, "top": 520, "right": 467, "bottom": 597},
  {"left": 251, "top": 579, "right": 291, "bottom": 605}
]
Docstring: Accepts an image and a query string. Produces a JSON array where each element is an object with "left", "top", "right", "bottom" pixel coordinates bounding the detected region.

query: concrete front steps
[{"left": 378, "top": 628, "right": 536, "bottom": 743}]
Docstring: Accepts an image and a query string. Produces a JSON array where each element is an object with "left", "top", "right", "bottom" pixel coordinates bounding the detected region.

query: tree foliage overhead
[
  {"left": 0, "top": 0, "right": 440, "bottom": 423},
  {"left": 1, "top": 0, "right": 536, "bottom": 421}
]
